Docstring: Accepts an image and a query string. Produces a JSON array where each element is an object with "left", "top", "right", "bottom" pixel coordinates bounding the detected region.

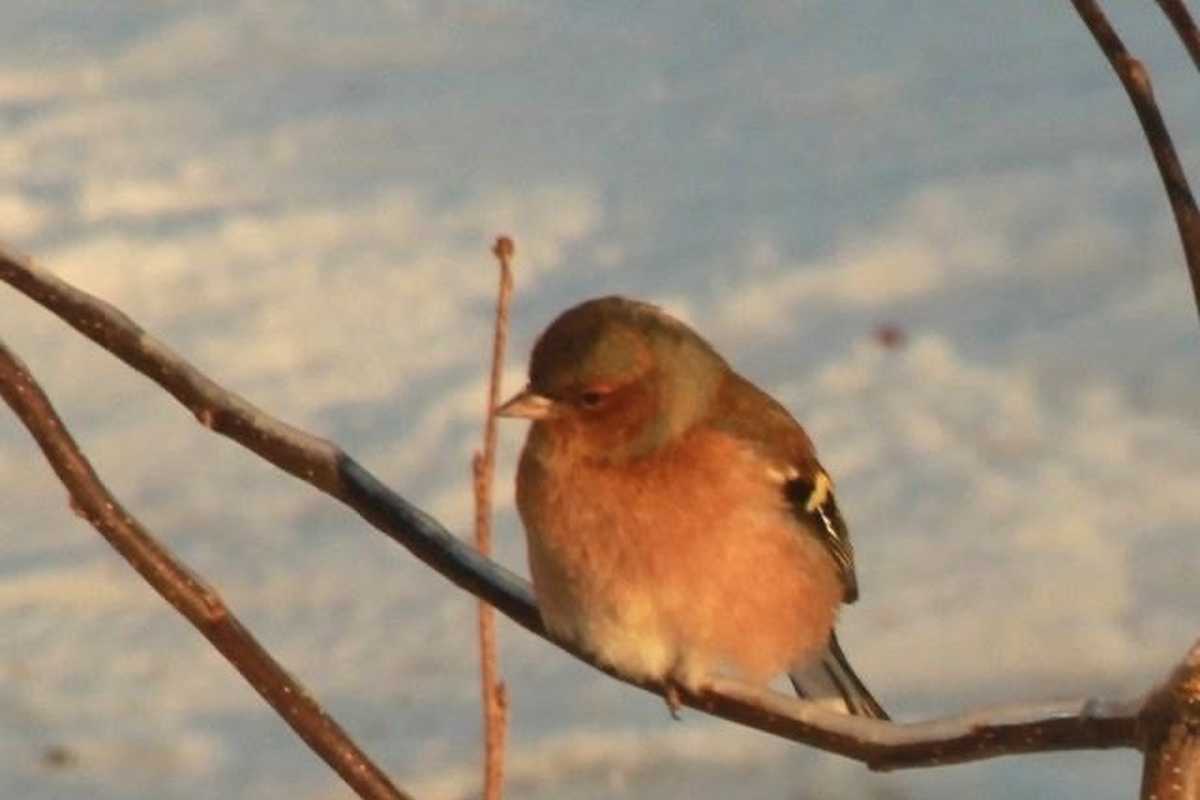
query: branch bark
[
  {"left": 1139, "top": 640, "right": 1200, "bottom": 800},
  {"left": 0, "top": 335, "right": 410, "bottom": 800},
  {"left": 0, "top": 246, "right": 1149, "bottom": 770}
]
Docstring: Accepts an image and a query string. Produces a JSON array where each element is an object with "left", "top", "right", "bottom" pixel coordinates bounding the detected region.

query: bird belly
[
  {"left": 517, "top": 429, "right": 842, "bottom": 690},
  {"left": 525, "top": 509, "right": 683, "bottom": 684}
]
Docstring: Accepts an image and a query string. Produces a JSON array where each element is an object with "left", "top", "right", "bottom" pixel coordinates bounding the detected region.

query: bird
[{"left": 496, "top": 295, "right": 887, "bottom": 719}]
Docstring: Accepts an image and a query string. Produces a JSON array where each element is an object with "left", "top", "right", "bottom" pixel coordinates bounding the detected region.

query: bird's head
[{"left": 497, "top": 296, "right": 728, "bottom": 462}]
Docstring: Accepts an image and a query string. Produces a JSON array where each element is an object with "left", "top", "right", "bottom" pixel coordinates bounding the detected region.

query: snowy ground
[{"left": 1, "top": 3, "right": 1198, "bottom": 798}]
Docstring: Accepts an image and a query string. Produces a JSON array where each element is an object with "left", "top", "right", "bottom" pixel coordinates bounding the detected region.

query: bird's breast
[{"left": 515, "top": 424, "right": 843, "bottom": 687}]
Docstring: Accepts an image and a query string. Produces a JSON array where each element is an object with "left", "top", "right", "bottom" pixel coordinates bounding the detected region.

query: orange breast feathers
[{"left": 515, "top": 423, "right": 843, "bottom": 690}]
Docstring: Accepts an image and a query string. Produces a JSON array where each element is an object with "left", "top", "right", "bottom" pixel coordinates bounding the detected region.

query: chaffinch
[{"left": 498, "top": 295, "right": 887, "bottom": 719}]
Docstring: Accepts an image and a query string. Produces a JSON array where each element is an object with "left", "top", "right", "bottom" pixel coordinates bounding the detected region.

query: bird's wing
[
  {"left": 782, "top": 467, "right": 858, "bottom": 604},
  {"left": 710, "top": 371, "right": 860, "bottom": 604}
]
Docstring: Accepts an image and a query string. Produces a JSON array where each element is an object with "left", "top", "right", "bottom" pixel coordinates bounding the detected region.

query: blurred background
[{"left": 1, "top": 2, "right": 1198, "bottom": 798}]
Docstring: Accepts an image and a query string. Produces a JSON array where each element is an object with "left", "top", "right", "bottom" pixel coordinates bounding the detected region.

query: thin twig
[
  {"left": 0, "top": 337, "right": 410, "bottom": 800},
  {"left": 472, "top": 235, "right": 515, "bottom": 800},
  {"left": 0, "top": 246, "right": 1151, "bottom": 769},
  {"left": 1070, "top": 0, "right": 1200, "bottom": 322},
  {"left": 1156, "top": 0, "right": 1200, "bottom": 71}
]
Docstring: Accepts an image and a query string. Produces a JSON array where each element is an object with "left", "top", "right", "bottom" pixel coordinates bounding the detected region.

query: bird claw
[{"left": 663, "top": 682, "right": 683, "bottom": 720}]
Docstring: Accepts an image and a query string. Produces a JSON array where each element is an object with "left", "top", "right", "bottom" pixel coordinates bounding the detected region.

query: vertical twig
[
  {"left": 472, "top": 235, "right": 515, "bottom": 800},
  {"left": 1156, "top": 0, "right": 1200, "bottom": 71}
]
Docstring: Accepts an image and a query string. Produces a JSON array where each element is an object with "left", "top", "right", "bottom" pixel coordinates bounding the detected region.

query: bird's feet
[{"left": 662, "top": 681, "right": 683, "bottom": 720}]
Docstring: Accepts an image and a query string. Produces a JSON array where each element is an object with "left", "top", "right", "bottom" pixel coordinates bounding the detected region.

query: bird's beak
[{"left": 495, "top": 387, "right": 558, "bottom": 420}]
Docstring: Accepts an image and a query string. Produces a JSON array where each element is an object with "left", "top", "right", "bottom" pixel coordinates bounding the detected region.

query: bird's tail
[{"left": 788, "top": 631, "right": 889, "bottom": 720}]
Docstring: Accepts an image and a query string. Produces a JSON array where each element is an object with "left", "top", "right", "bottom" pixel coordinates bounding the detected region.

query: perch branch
[
  {"left": 1070, "top": 0, "right": 1200, "bottom": 322},
  {"left": 0, "top": 246, "right": 1151, "bottom": 770},
  {"left": 0, "top": 337, "right": 409, "bottom": 800}
]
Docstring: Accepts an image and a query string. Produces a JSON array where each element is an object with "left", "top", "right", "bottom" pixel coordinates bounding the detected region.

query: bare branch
[
  {"left": 0, "top": 337, "right": 410, "bottom": 800},
  {"left": 1040, "top": 7, "right": 1200, "bottom": 793},
  {"left": 0, "top": 245, "right": 1149, "bottom": 769},
  {"left": 1070, "top": 0, "right": 1200, "bottom": 322},
  {"left": 1156, "top": 0, "right": 1200, "bottom": 72},
  {"left": 473, "top": 235, "right": 516, "bottom": 799}
]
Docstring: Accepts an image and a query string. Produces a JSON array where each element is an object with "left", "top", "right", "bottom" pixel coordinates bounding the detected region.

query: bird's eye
[{"left": 579, "top": 389, "right": 609, "bottom": 409}]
